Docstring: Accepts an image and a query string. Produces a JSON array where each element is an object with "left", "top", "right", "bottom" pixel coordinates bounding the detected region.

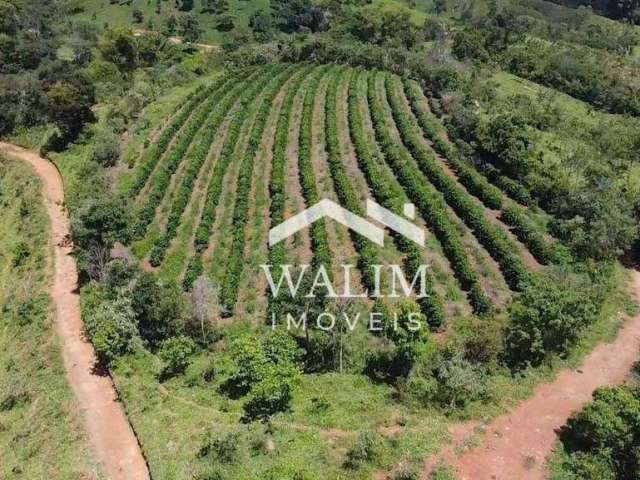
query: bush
[
  {"left": 3, "top": 293, "right": 49, "bottom": 326},
  {"left": 504, "top": 273, "right": 599, "bottom": 368},
  {"left": 198, "top": 431, "right": 240, "bottom": 463},
  {"left": 242, "top": 362, "right": 299, "bottom": 421},
  {"left": 158, "top": 335, "right": 197, "bottom": 379},
  {"left": 558, "top": 386, "right": 640, "bottom": 479},
  {"left": 131, "top": 273, "right": 183, "bottom": 347},
  {"left": 345, "top": 430, "right": 381, "bottom": 468},
  {"left": 91, "top": 131, "right": 121, "bottom": 167},
  {"left": 433, "top": 352, "right": 487, "bottom": 409},
  {"left": 84, "top": 295, "right": 141, "bottom": 365}
]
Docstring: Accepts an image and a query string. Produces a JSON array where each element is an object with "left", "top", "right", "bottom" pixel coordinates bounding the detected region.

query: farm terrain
[{"left": 2, "top": 0, "right": 640, "bottom": 479}]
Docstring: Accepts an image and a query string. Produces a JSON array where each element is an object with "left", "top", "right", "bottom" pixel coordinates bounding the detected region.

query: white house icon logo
[{"left": 269, "top": 199, "right": 424, "bottom": 247}]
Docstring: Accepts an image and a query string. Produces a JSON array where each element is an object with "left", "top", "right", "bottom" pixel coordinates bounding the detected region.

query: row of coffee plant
[
  {"left": 365, "top": 71, "right": 494, "bottom": 316},
  {"left": 347, "top": 70, "right": 448, "bottom": 326}
]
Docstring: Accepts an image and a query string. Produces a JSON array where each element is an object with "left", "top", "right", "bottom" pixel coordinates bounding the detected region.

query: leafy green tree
[
  {"left": 228, "top": 335, "right": 269, "bottom": 395},
  {"left": 505, "top": 272, "right": 599, "bottom": 368},
  {"left": 84, "top": 295, "right": 141, "bottom": 365},
  {"left": 242, "top": 361, "right": 300, "bottom": 421},
  {"left": 130, "top": 273, "right": 183, "bottom": 347},
  {"left": 45, "top": 78, "right": 96, "bottom": 144},
  {"left": 559, "top": 386, "right": 640, "bottom": 479},
  {"left": 71, "top": 196, "right": 130, "bottom": 254},
  {"left": 98, "top": 28, "right": 138, "bottom": 71},
  {"left": 179, "top": 13, "right": 201, "bottom": 42},
  {"left": 477, "top": 112, "right": 533, "bottom": 179},
  {"left": 271, "top": 0, "right": 328, "bottom": 32},
  {"left": 433, "top": 0, "right": 446, "bottom": 14},
  {"left": 158, "top": 335, "right": 197, "bottom": 379},
  {"left": 249, "top": 10, "right": 273, "bottom": 41},
  {"left": 0, "top": 1, "right": 18, "bottom": 36},
  {"left": 348, "top": 6, "right": 422, "bottom": 49}
]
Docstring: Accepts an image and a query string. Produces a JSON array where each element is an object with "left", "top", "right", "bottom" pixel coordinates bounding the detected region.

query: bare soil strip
[
  {"left": 0, "top": 142, "right": 150, "bottom": 480},
  {"left": 423, "top": 271, "right": 640, "bottom": 480},
  {"left": 284, "top": 77, "right": 313, "bottom": 264}
]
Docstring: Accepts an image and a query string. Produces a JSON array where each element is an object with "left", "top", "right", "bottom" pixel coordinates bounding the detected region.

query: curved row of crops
[
  {"left": 297, "top": 66, "right": 333, "bottom": 273},
  {"left": 129, "top": 62, "right": 567, "bottom": 325},
  {"left": 266, "top": 67, "right": 312, "bottom": 318},
  {"left": 219, "top": 66, "right": 302, "bottom": 314},
  {"left": 347, "top": 69, "right": 446, "bottom": 327},
  {"left": 365, "top": 71, "right": 494, "bottom": 316},
  {"left": 181, "top": 64, "right": 290, "bottom": 290},
  {"left": 147, "top": 72, "right": 268, "bottom": 267},
  {"left": 400, "top": 78, "right": 569, "bottom": 266},
  {"left": 132, "top": 74, "right": 243, "bottom": 239},
  {"left": 384, "top": 73, "right": 529, "bottom": 291},
  {"left": 324, "top": 67, "right": 381, "bottom": 292},
  {"left": 128, "top": 77, "right": 227, "bottom": 196}
]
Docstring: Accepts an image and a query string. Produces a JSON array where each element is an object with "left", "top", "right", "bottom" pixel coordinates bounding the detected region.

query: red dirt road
[
  {"left": 0, "top": 143, "right": 150, "bottom": 480},
  {"left": 424, "top": 271, "right": 640, "bottom": 480}
]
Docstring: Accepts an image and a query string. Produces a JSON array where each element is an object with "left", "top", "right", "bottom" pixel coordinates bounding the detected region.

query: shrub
[
  {"left": 84, "top": 295, "right": 141, "bottom": 365},
  {"left": 345, "top": 430, "right": 381, "bottom": 468},
  {"left": 242, "top": 361, "right": 299, "bottom": 421},
  {"left": 158, "top": 335, "right": 197, "bottom": 379},
  {"left": 2, "top": 293, "right": 49, "bottom": 326},
  {"left": 433, "top": 352, "right": 487, "bottom": 409},
  {"left": 91, "top": 131, "right": 121, "bottom": 167},
  {"left": 198, "top": 431, "right": 240, "bottom": 463},
  {"left": 131, "top": 273, "right": 183, "bottom": 347},
  {"left": 558, "top": 386, "right": 640, "bottom": 479},
  {"left": 504, "top": 273, "right": 599, "bottom": 368}
]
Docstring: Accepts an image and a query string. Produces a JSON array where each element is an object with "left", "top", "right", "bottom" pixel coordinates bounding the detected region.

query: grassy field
[
  {"left": 0, "top": 157, "right": 100, "bottom": 479},
  {"left": 487, "top": 70, "right": 640, "bottom": 196}
]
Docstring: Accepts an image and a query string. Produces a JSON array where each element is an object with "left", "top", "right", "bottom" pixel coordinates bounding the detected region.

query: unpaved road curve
[
  {"left": 0, "top": 142, "right": 150, "bottom": 480},
  {"left": 424, "top": 271, "right": 640, "bottom": 480}
]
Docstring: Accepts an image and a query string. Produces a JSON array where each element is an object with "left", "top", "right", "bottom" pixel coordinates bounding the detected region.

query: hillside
[{"left": 2, "top": 0, "right": 640, "bottom": 479}]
